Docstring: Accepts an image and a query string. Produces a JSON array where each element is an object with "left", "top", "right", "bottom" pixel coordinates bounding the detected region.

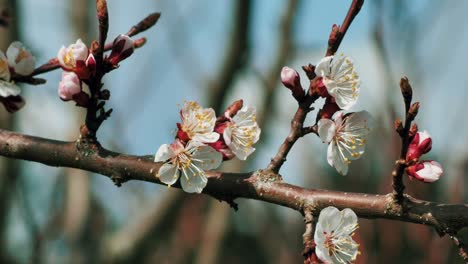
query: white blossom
[
  {"left": 315, "top": 54, "right": 360, "bottom": 110},
  {"left": 154, "top": 139, "right": 222, "bottom": 193},
  {"left": 223, "top": 105, "right": 261, "bottom": 160},
  {"left": 6, "top": 41, "right": 36, "bottom": 76},
  {"left": 314, "top": 206, "right": 359, "bottom": 264},
  {"left": 179, "top": 100, "right": 219, "bottom": 143},
  {"left": 318, "top": 111, "right": 373, "bottom": 175},
  {"left": 57, "top": 39, "right": 88, "bottom": 71}
]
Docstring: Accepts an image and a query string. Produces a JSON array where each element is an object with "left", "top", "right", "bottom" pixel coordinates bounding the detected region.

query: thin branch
[
  {"left": 0, "top": 129, "right": 466, "bottom": 234},
  {"left": 326, "top": 0, "right": 364, "bottom": 56},
  {"left": 391, "top": 77, "right": 418, "bottom": 203}
]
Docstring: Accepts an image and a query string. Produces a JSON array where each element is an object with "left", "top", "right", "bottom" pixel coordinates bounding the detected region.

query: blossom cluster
[
  {"left": 405, "top": 130, "right": 443, "bottom": 182},
  {"left": 0, "top": 41, "right": 35, "bottom": 112},
  {"left": 56, "top": 35, "right": 134, "bottom": 103},
  {"left": 281, "top": 54, "right": 373, "bottom": 175},
  {"left": 154, "top": 100, "right": 261, "bottom": 193}
]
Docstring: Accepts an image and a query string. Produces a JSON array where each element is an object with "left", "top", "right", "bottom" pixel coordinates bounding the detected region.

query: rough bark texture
[{"left": 0, "top": 129, "right": 466, "bottom": 235}]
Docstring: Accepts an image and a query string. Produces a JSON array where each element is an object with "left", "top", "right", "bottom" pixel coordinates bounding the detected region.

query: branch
[
  {"left": 0, "top": 129, "right": 466, "bottom": 234},
  {"left": 326, "top": 0, "right": 364, "bottom": 56}
]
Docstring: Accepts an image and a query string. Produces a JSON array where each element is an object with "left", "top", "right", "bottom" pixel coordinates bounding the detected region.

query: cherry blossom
[
  {"left": 318, "top": 111, "right": 373, "bottom": 175},
  {"left": 314, "top": 206, "right": 360, "bottom": 264},
  {"left": 315, "top": 54, "right": 360, "bottom": 110},
  {"left": 406, "top": 160, "right": 443, "bottom": 183},
  {"left": 154, "top": 139, "right": 222, "bottom": 193}
]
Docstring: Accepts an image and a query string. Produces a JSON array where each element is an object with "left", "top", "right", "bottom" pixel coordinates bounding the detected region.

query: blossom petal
[
  {"left": 314, "top": 56, "right": 333, "bottom": 77},
  {"left": 345, "top": 110, "right": 373, "bottom": 133},
  {"left": 180, "top": 165, "right": 208, "bottom": 193},
  {"left": 191, "top": 132, "right": 219, "bottom": 144},
  {"left": 192, "top": 145, "right": 222, "bottom": 170},
  {"left": 0, "top": 80, "right": 20, "bottom": 97},
  {"left": 318, "top": 118, "right": 336, "bottom": 143},
  {"left": 157, "top": 163, "right": 179, "bottom": 186},
  {"left": 223, "top": 126, "right": 232, "bottom": 146},
  {"left": 154, "top": 144, "right": 175, "bottom": 162},
  {"left": 327, "top": 142, "right": 349, "bottom": 175},
  {"left": 7, "top": 41, "right": 35, "bottom": 76}
]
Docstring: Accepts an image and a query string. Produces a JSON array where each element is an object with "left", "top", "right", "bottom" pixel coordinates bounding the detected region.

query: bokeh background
[{"left": 0, "top": 0, "right": 467, "bottom": 263}]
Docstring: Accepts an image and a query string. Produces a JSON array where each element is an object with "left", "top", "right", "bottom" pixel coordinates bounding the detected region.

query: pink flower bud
[
  {"left": 406, "top": 160, "right": 443, "bottom": 183},
  {"left": 281, "top": 66, "right": 304, "bottom": 100},
  {"left": 223, "top": 99, "right": 243, "bottom": 119},
  {"left": 406, "top": 130, "right": 432, "bottom": 161},
  {"left": 58, "top": 72, "right": 82, "bottom": 101},
  {"left": 108, "top": 35, "right": 134, "bottom": 66}
]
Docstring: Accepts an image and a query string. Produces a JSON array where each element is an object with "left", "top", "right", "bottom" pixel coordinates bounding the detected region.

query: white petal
[
  {"left": 192, "top": 145, "right": 222, "bottom": 170},
  {"left": 180, "top": 165, "right": 208, "bottom": 193},
  {"left": 340, "top": 208, "right": 358, "bottom": 233},
  {"left": 417, "top": 161, "right": 442, "bottom": 182},
  {"left": 327, "top": 142, "right": 349, "bottom": 175},
  {"left": 0, "top": 80, "right": 20, "bottom": 97},
  {"left": 318, "top": 118, "right": 336, "bottom": 143},
  {"left": 191, "top": 132, "right": 219, "bottom": 143},
  {"left": 418, "top": 130, "right": 431, "bottom": 142},
  {"left": 157, "top": 163, "right": 179, "bottom": 186},
  {"left": 223, "top": 126, "right": 233, "bottom": 146},
  {"left": 314, "top": 244, "right": 333, "bottom": 264},
  {"left": 345, "top": 110, "right": 373, "bottom": 132},
  {"left": 317, "top": 206, "right": 342, "bottom": 232},
  {"left": 314, "top": 56, "right": 333, "bottom": 77},
  {"left": 230, "top": 144, "right": 255, "bottom": 161},
  {"left": 232, "top": 106, "right": 257, "bottom": 127},
  {"left": 154, "top": 144, "right": 174, "bottom": 162}
]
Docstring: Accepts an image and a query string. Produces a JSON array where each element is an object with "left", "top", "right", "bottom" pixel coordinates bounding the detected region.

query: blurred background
[{"left": 0, "top": 0, "right": 467, "bottom": 263}]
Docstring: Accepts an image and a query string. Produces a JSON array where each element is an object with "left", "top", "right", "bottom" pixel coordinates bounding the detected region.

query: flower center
[
  {"left": 63, "top": 49, "right": 76, "bottom": 68},
  {"left": 173, "top": 151, "right": 192, "bottom": 169}
]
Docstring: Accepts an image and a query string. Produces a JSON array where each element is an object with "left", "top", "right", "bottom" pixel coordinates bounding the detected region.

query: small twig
[
  {"left": 326, "top": 0, "right": 364, "bottom": 56},
  {"left": 391, "top": 77, "right": 418, "bottom": 204},
  {"left": 302, "top": 209, "right": 318, "bottom": 264},
  {"left": 450, "top": 235, "right": 468, "bottom": 263},
  {"left": 95, "top": 0, "right": 109, "bottom": 64}
]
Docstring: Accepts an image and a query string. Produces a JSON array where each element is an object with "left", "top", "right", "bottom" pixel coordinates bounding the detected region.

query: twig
[
  {"left": 391, "top": 77, "right": 418, "bottom": 204},
  {"left": 302, "top": 209, "right": 318, "bottom": 264},
  {"left": 0, "top": 129, "right": 467, "bottom": 234},
  {"left": 326, "top": 0, "right": 364, "bottom": 56}
]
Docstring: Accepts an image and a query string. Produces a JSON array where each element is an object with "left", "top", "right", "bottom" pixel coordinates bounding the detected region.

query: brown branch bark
[{"left": 0, "top": 128, "right": 466, "bottom": 235}]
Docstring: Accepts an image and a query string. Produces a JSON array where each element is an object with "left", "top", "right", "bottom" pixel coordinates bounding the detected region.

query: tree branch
[{"left": 0, "top": 128, "right": 466, "bottom": 234}]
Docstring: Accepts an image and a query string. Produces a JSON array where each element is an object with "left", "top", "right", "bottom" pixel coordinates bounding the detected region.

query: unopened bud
[
  {"left": 58, "top": 71, "right": 82, "bottom": 101},
  {"left": 406, "top": 160, "right": 442, "bottom": 183},
  {"left": 400, "top": 77, "right": 413, "bottom": 102},
  {"left": 301, "top": 63, "right": 316, "bottom": 80},
  {"left": 409, "top": 102, "right": 420, "bottom": 117},
  {"left": 406, "top": 130, "right": 432, "bottom": 161},
  {"left": 409, "top": 123, "right": 418, "bottom": 138},
  {"left": 108, "top": 35, "right": 134, "bottom": 66},
  {"left": 281, "top": 66, "right": 304, "bottom": 101},
  {"left": 394, "top": 118, "right": 403, "bottom": 134}
]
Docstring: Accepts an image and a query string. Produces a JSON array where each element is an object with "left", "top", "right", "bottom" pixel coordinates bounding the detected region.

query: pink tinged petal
[
  {"left": 154, "top": 144, "right": 175, "bottom": 162},
  {"left": 0, "top": 80, "right": 20, "bottom": 97},
  {"left": 180, "top": 166, "right": 207, "bottom": 193},
  {"left": 416, "top": 161, "right": 443, "bottom": 182},
  {"left": 318, "top": 118, "right": 336, "bottom": 143},
  {"left": 6, "top": 41, "right": 35, "bottom": 76},
  {"left": 192, "top": 145, "right": 222, "bottom": 170},
  {"left": 71, "top": 39, "right": 89, "bottom": 61},
  {"left": 157, "top": 163, "right": 179, "bottom": 186},
  {"left": 58, "top": 72, "right": 82, "bottom": 101},
  {"left": 57, "top": 46, "right": 69, "bottom": 69}
]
